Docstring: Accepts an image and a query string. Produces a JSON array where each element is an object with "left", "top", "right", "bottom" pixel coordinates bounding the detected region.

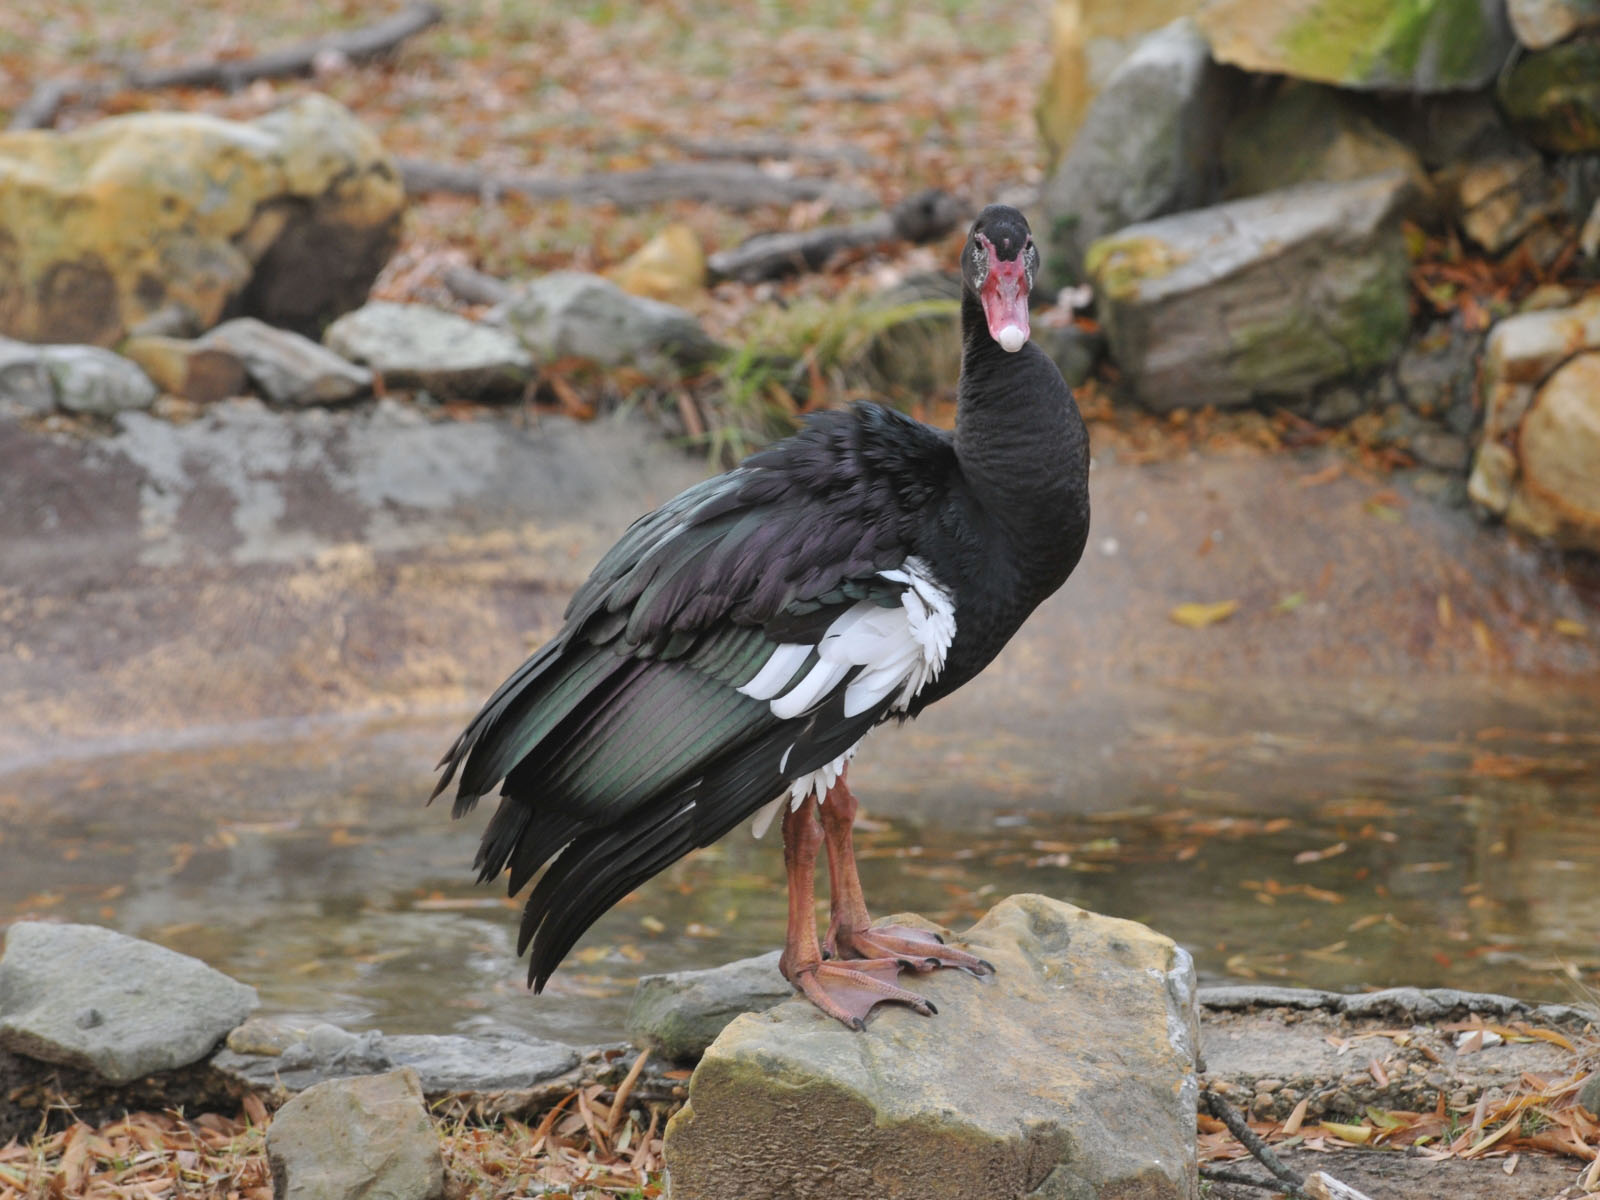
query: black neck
[{"left": 952, "top": 291, "right": 1090, "bottom": 586}]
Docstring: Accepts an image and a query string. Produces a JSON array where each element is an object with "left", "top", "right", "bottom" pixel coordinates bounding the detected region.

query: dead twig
[
  {"left": 1201, "top": 1165, "right": 1299, "bottom": 1192},
  {"left": 706, "top": 188, "right": 967, "bottom": 282},
  {"left": 5, "top": 3, "right": 442, "bottom": 131},
  {"left": 128, "top": 2, "right": 443, "bottom": 90},
  {"left": 1202, "top": 1088, "right": 1307, "bottom": 1195},
  {"left": 1201, "top": 1089, "right": 1378, "bottom": 1200},
  {"left": 398, "top": 157, "right": 874, "bottom": 212},
  {"left": 667, "top": 134, "right": 873, "bottom": 169},
  {"left": 7, "top": 79, "right": 76, "bottom": 131}
]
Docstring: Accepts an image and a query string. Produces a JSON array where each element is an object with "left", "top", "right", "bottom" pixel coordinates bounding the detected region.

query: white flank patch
[
  {"left": 742, "top": 556, "right": 956, "bottom": 838},
  {"left": 750, "top": 742, "right": 860, "bottom": 838}
]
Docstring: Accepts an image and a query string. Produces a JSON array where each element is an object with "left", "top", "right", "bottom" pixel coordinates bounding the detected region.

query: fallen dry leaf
[{"left": 1169, "top": 600, "right": 1239, "bottom": 629}]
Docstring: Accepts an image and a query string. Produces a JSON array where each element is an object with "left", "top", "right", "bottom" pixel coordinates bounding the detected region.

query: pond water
[{"left": 3, "top": 676, "right": 1596, "bottom": 1047}]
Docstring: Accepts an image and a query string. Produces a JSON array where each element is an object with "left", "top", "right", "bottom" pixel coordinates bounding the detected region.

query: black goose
[{"left": 432, "top": 204, "right": 1091, "bottom": 1028}]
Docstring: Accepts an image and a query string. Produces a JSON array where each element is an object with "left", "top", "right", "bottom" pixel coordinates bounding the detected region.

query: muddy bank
[{"left": 3, "top": 401, "right": 1598, "bottom": 768}]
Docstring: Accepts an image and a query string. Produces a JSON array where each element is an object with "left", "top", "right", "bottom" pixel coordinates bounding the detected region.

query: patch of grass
[{"left": 698, "top": 292, "right": 959, "bottom": 463}]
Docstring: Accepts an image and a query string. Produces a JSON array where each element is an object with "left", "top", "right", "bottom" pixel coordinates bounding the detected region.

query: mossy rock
[
  {"left": 1498, "top": 39, "right": 1600, "bottom": 153},
  {"left": 1198, "top": 0, "right": 1513, "bottom": 91}
]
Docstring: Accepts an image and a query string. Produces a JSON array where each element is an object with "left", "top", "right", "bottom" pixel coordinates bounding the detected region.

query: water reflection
[{"left": 1, "top": 686, "right": 1596, "bottom": 1046}]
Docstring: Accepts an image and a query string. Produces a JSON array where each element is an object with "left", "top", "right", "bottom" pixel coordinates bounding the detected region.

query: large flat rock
[
  {"left": 0, "top": 921, "right": 257, "bottom": 1085},
  {"left": 1088, "top": 173, "right": 1412, "bottom": 408},
  {"left": 663, "top": 895, "right": 1199, "bottom": 1199}
]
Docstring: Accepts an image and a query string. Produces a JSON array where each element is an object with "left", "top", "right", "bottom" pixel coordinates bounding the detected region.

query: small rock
[
  {"left": 325, "top": 302, "right": 532, "bottom": 401},
  {"left": 498, "top": 271, "right": 721, "bottom": 373},
  {"left": 267, "top": 1068, "right": 443, "bottom": 1200},
  {"left": 1297, "top": 383, "right": 1374, "bottom": 427},
  {"left": 1396, "top": 318, "right": 1484, "bottom": 427},
  {"left": 1481, "top": 296, "right": 1600, "bottom": 385},
  {"left": 203, "top": 317, "right": 371, "bottom": 406},
  {"left": 122, "top": 335, "right": 247, "bottom": 404},
  {"left": 1453, "top": 152, "right": 1568, "bottom": 254},
  {"left": 1087, "top": 174, "right": 1413, "bottom": 409},
  {"left": 1038, "top": 17, "right": 1231, "bottom": 285},
  {"left": 1468, "top": 440, "right": 1518, "bottom": 513},
  {"left": 1521, "top": 283, "right": 1577, "bottom": 311},
  {"left": 0, "top": 922, "right": 257, "bottom": 1085},
  {"left": 1409, "top": 429, "right": 1472, "bottom": 472},
  {"left": 626, "top": 950, "right": 791, "bottom": 1062},
  {"left": 607, "top": 223, "right": 706, "bottom": 304},
  {"left": 1498, "top": 37, "right": 1600, "bottom": 152},
  {"left": 1511, "top": 0, "right": 1600, "bottom": 48},
  {"left": 1198, "top": 0, "right": 1514, "bottom": 91},
  {"left": 663, "top": 895, "right": 1199, "bottom": 1200},
  {"left": 226, "top": 1017, "right": 305, "bottom": 1057},
  {"left": 0, "top": 339, "right": 158, "bottom": 416}
]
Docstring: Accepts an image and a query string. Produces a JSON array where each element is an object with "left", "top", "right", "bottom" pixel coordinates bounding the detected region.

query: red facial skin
[{"left": 975, "top": 232, "right": 1030, "bottom": 349}]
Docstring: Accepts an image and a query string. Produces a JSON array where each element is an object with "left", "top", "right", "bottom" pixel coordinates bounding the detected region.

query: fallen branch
[
  {"left": 1202, "top": 1088, "right": 1307, "bottom": 1194},
  {"left": 7, "top": 80, "right": 75, "bottom": 132},
  {"left": 706, "top": 188, "right": 967, "bottom": 282},
  {"left": 668, "top": 134, "right": 872, "bottom": 169},
  {"left": 398, "top": 158, "right": 875, "bottom": 212},
  {"left": 128, "top": 3, "right": 443, "bottom": 90},
  {"left": 1200, "top": 1089, "right": 1377, "bottom": 1200},
  {"left": 4, "top": 3, "right": 442, "bottom": 131}
]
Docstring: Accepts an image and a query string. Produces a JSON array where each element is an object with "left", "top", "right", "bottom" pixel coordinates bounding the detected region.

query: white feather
[
  {"left": 750, "top": 795, "right": 785, "bottom": 838},
  {"left": 742, "top": 558, "right": 956, "bottom": 833},
  {"left": 737, "top": 642, "right": 812, "bottom": 701},
  {"left": 770, "top": 658, "right": 853, "bottom": 720}
]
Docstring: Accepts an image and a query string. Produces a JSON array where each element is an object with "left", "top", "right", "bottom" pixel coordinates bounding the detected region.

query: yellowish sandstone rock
[{"left": 0, "top": 94, "right": 403, "bottom": 347}]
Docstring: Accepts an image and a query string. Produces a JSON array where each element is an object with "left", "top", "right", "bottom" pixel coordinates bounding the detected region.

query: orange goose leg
[
  {"left": 819, "top": 769, "right": 995, "bottom": 976},
  {"left": 778, "top": 792, "right": 935, "bottom": 1029}
]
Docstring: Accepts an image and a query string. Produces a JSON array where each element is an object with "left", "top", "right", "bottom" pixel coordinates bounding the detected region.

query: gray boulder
[
  {"left": 663, "top": 895, "right": 1199, "bottom": 1200},
  {"left": 1038, "top": 18, "right": 1230, "bottom": 286},
  {"left": 203, "top": 317, "right": 371, "bottom": 406},
  {"left": 324, "top": 302, "right": 533, "bottom": 400},
  {"left": 267, "top": 1067, "right": 444, "bottom": 1200},
  {"left": 0, "top": 339, "right": 157, "bottom": 416},
  {"left": 497, "top": 271, "right": 722, "bottom": 373},
  {"left": 626, "top": 950, "right": 792, "bottom": 1062},
  {"left": 0, "top": 921, "right": 257, "bottom": 1085},
  {"left": 1086, "top": 173, "right": 1413, "bottom": 409}
]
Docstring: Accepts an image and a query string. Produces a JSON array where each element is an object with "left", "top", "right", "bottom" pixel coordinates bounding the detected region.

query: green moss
[
  {"left": 1226, "top": 255, "right": 1408, "bottom": 396},
  {"left": 1278, "top": 0, "right": 1495, "bottom": 87},
  {"left": 1084, "top": 235, "right": 1189, "bottom": 303},
  {"left": 1338, "top": 257, "right": 1412, "bottom": 369}
]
